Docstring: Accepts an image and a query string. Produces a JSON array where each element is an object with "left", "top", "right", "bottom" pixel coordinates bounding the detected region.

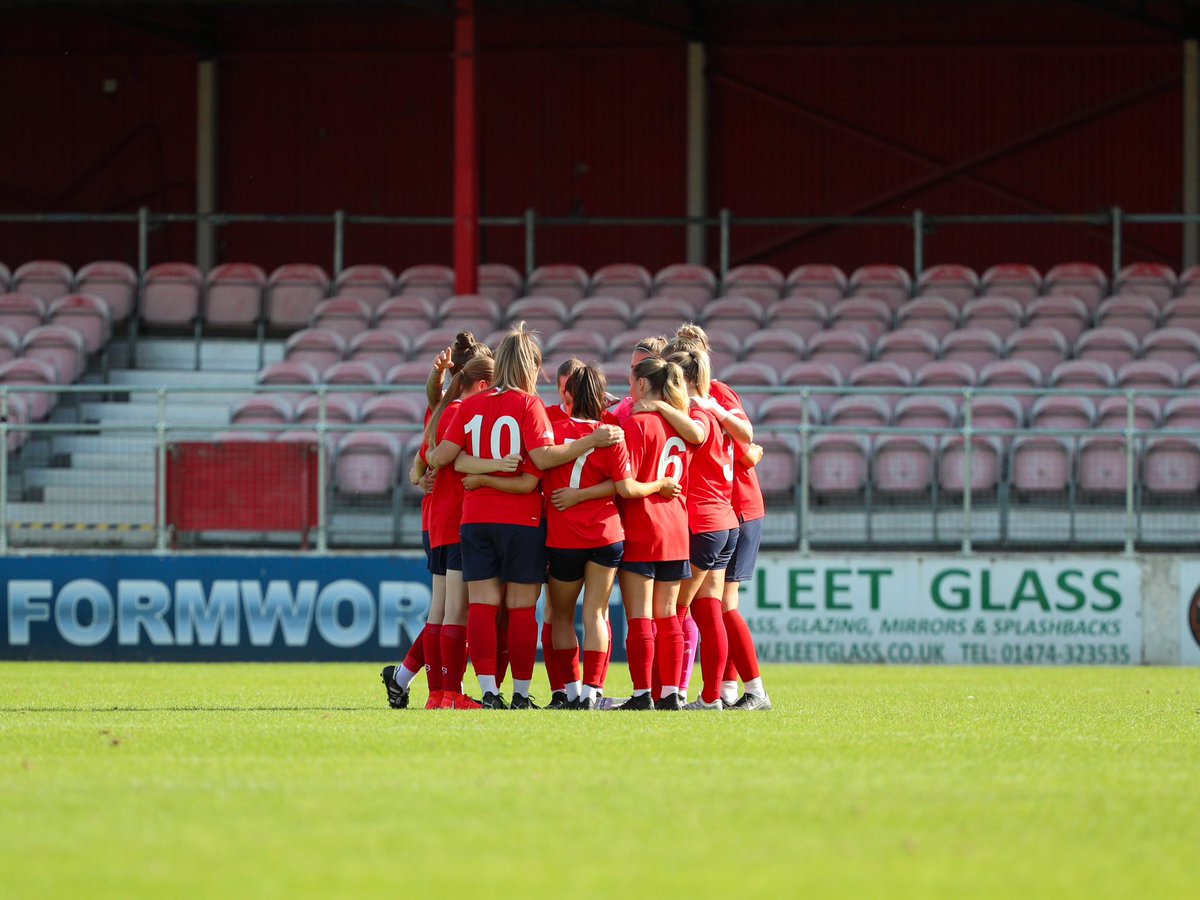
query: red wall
[{"left": 0, "top": 2, "right": 1187, "bottom": 276}]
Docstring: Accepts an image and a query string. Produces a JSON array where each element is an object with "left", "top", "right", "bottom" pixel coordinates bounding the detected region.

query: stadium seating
[
  {"left": 267, "top": 264, "right": 330, "bottom": 331},
  {"left": 397, "top": 264, "right": 455, "bottom": 302},
  {"left": 142, "top": 263, "right": 202, "bottom": 328},
  {"left": 334, "top": 265, "right": 396, "bottom": 310},
  {"left": 75, "top": 261, "right": 137, "bottom": 323},
  {"left": 12, "top": 260, "right": 72, "bottom": 302},
  {"left": 784, "top": 264, "right": 847, "bottom": 304},
  {"left": 722, "top": 265, "right": 783, "bottom": 305},
  {"left": 205, "top": 263, "right": 266, "bottom": 331},
  {"left": 652, "top": 264, "right": 717, "bottom": 307},
  {"left": 590, "top": 264, "right": 652, "bottom": 303},
  {"left": 528, "top": 265, "right": 589, "bottom": 304}
]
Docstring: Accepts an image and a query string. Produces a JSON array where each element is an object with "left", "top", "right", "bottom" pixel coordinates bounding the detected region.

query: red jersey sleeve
[
  {"left": 522, "top": 397, "right": 554, "bottom": 453},
  {"left": 608, "top": 438, "right": 632, "bottom": 481},
  {"left": 441, "top": 403, "right": 467, "bottom": 449},
  {"left": 622, "top": 417, "right": 645, "bottom": 474}
]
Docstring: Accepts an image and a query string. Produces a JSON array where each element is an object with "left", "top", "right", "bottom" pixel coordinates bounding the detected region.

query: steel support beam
[
  {"left": 453, "top": 0, "right": 480, "bottom": 295},
  {"left": 195, "top": 59, "right": 218, "bottom": 272},
  {"left": 686, "top": 40, "right": 708, "bottom": 265}
]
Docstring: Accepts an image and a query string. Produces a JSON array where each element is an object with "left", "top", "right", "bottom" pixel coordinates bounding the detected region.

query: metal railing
[{"left": 2, "top": 382, "right": 1197, "bottom": 556}]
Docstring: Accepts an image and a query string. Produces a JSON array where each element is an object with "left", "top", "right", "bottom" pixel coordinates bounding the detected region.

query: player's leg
[
  {"left": 423, "top": 561, "right": 448, "bottom": 709},
  {"left": 439, "top": 550, "right": 479, "bottom": 708},
  {"left": 579, "top": 545, "right": 620, "bottom": 708},
  {"left": 722, "top": 517, "right": 770, "bottom": 709},
  {"left": 651, "top": 563, "right": 686, "bottom": 710},
  {"left": 615, "top": 565, "right": 654, "bottom": 709},
  {"left": 462, "top": 523, "right": 506, "bottom": 707},
  {"left": 382, "top": 531, "right": 434, "bottom": 708},
  {"left": 545, "top": 564, "right": 583, "bottom": 708},
  {"left": 498, "top": 524, "right": 547, "bottom": 709}
]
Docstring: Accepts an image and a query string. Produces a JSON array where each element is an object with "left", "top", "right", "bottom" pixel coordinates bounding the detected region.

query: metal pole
[
  {"left": 524, "top": 208, "right": 537, "bottom": 279},
  {"left": 155, "top": 389, "right": 169, "bottom": 553},
  {"left": 1111, "top": 206, "right": 1123, "bottom": 280},
  {"left": 961, "top": 388, "right": 973, "bottom": 555},
  {"left": 0, "top": 389, "right": 8, "bottom": 554},
  {"left": 333, "top": 209, "right": 345, "bottom": 278},
  {"left": 195, "top": 58, "right": 219, "bottom": 272},
  {"left": 316, "top": 387, "right": 329, "bottom": 552},
  {"left": 131, "top": 206, "right": 149, "bottom": 369},
  {"left": 1184, "top": 40, "right": 1199, "bottom": 268},
  {"left": 452, "top": 0, "right": 481, "bottom": 296},
  {"left": 685, "top": 40, "right": 709, "bottom": 265},
  {"left": 798, "top": 391, "right": 811, "bottom": 554},
  {"left": 1124, "top": 390, "right": 1136, "bottom": 555},
  {"left": 913, "top": 208, "right": 925, "bottom": 278},
  {"left": 719, "top": 208, "right": 731, "bottom": 280}
]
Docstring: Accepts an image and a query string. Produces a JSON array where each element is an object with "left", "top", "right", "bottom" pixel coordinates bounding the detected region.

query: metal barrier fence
[{"left": 2, "top": 382, "right": 1197, "bottom": 556}]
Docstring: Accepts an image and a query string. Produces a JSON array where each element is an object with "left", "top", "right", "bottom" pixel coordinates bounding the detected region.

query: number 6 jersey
[
  {"left": 543, "top": 416, "right": 630, "bottom": 549},
  {"left": 620, "top": 410, "right": 691, "bottom": 563}
]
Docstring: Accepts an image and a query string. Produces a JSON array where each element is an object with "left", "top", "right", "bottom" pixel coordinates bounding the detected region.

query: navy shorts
[
  {"left": 619, "top": 559, "right": 691, "bottom": 582},
  {"left": 429, "top": 543, "right": 463, "bottom": 577},
  {"left": 726, "top": 516, "right": 764, "bottom": 583},
  {"left": 547, "top": 542, "right": 624, "bottom": 583},
  {"left": 690, "top": 528, "right": 739, "bottom": 571},
  {"left": 422, "top": 530, "right": 432, "bottom": 572},
  {"left": 460, "top": 522, "right": 547, "bottom": 584}
]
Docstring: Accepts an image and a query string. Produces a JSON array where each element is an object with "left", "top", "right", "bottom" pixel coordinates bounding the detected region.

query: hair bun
[{"left": 454, "top": 331, "right": 476, "bottom": 350}]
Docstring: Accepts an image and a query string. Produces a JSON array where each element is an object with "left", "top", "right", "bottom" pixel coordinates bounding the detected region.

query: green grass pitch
[{"left": 1, "top": 662, "right": 1197, "bottom": 899}]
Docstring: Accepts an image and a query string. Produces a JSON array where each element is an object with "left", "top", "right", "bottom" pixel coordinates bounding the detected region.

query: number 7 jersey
[
  {"left": 543, "top": 417, "right": 630, "bottom": 549},
  {"left": 620, "top": 410, "right": 691, "bottom": 563}
]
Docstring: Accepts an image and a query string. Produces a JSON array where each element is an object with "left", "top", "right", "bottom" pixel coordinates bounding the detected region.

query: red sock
[
  {"left": 650, "top": 618, "right": 662, "bottom": 698},
  {"left": 625, "top": 617, "right": 654, "bottom": 692},
  {"left": 496, "top": 607, "right": 510, "bottom": 687},
  {"left": 654, "top": 615, "right": 683, "bottom": 694},
  {"left": 506, "top": 606, "right": 538, "bottom": 682},
  {"left": 601, "top": 619, "right": 613, "bottom": 685},
  {"left": 423, "top": 623, "right": 443, "bottom": 693},
  {"left": 691, "top": 597, "right": 728, "bottom": 703},
  {"left": 401, "top": 626, "right": 425, "bottom": 673},
  {"left": 723, "top": 656, "right": 738, "bottom": 683},
  {"left": 440, "top": 624, "right": 467, "bottom": 692},
  {"left": 466, "top": 603, "right": 498, "bottom": 678},
  {"left": 723, "top": 609, "right": 761, "bottom": 681},
  {"left": 583, "top": 649, "right": 606, "bottom": 688},
  {"left": 558, "top": 645, "right": 580, "bottom": 686},
  {"left": 542, "top": 620, "right": 564, "bottom": 691}
]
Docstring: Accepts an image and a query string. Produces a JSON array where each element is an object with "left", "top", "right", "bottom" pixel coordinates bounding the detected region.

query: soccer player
[
  {"left": 615, "top": 356, "right": 690, "bottom": 710},
  {"left": 611, "top": 336, "right": 669, "bottom": 424},
  {"left": 431, "top": 323, "right": 620, "bottom": 709}
]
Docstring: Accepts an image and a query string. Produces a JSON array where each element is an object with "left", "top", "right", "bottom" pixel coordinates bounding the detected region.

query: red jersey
[
  {"left": 546, "top": 400, "right": 619, "bottom": 426},
  {"left": 620, "top": 411, "right": 690, "bottom": 562},
  {"left": 709, "top": 380, "right": 766, "bottom": 521},
  {"left": 442, "top": 388, "right": 553, "bottom": 526},
  {"left": 429, "top": 401, "right": 465, "bottom": 549},
  {"left": 420, "top": 406, "right": 433, "bottom": 532},
  {"left": 542, "top": 417, "right": 629, "bottom": 549},
  {"left": 685, "top": 406, "right": 738, "bottom": 533}
]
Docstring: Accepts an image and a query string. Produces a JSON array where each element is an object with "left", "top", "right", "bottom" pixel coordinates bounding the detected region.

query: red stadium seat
[
  {"left": 1161, "top": 396, "right": 1200, "bottom": 431},
  {"left": 22, "top": 324, "right": 86, "bottom": 383},
  {"left": 76, "top": 261, "right": 137, "bottom": 323},
  {"left": 939, "top": 328, "right": 1003, "bottom": 373},
  {"left": 1044, "top": 262, "right": 1108, "bottom": 310},
  {"left": 718, "top": 361, "right": 779, "bottom": 387},
  {"left": 335, "top": 432, "right": 401, "bottom": 496},
  {"left": 0, "top": 358, "right": 58, "bottom": 421},
  {"left": 205, "top": 263, "right": 266, "bottom": 330},
  {"left": 284, "top": 329, "right": 347, "bottom": 374},
  {"left": 756, "top": 435, "right": 800, "bottom": 503},
  {"left": 12, "top": 260, "right": 72, "bottom": 303},
  {"left": 1011, "top": 435, "right": 1074, "bottom": 495},
  {"left": 1048, "top": 360, "right": 1114, "bottom": 392},
  {"left": 895, "top": 296, "right": 958, "bottom": 340},
  {"left": 1097, "top": 395, "right": 1159, "bottom": 431},
  {"left": 1116, "top": 359, "right": 1178, "bottom": 391},
  {"left": 1026, "top": 294, "right": 1092, "bottom": 343},
  {"left": 571, "top": 297, "right": 633, "bottom": 340},
  {"left": 544, "top": 329, "right": 609, "bottom": 371},
  {"left": 701, "top": 297, "right": 763, "bottom": 339},
  {"left": 894, "top": 395, "right": 957, "bottom": 430},
  {"left": 334, "top": 265, "right": 396, "bottom": 310},
  {"left": 397, "top": 265, "right": 455, "bottom": 303},
  {"left": 1160, "top": 296, "right": 1200, "bottom": 332},
  {"left": 267, "top": 264, "right": 330, "bottom": 331},
  {"left": 971, "top": 396, "right": 1024, "bottom": 443},
  {"left": 295, "top": 394, "right": 359, "bottom": 427},
  {"left": 142, "top": 262, "right": 202, "bottom": 328},
  {"left": 633, "top": 296, "right": 694, "bottom": 335},
  {"left": 1077, "top": 435, "right": 1133, "bottom": 497},
  {"left": 981, "top": 263, "right": 1041, "bottom": 302},
  {"left": 779, "top": 361, "right": 843, "bottom": 413},
  {"left": 1141, "top": 328, "right": 1200, "bottom": 371},
  {"left": 323, "top": 360, "right": 382, "bottom": 406},
  {"left": 828, "top": 395, "right": 890, "bottom": 428},
  {"left": 310, "top": 296, "right": 372, "bottom": 341},
  {"left": 722, "top": 265, "right": 783, "bottom": 306},
  {"left": 361, "top": 393, "right": 425, "bottom": 426},
  {"left": 757, "top": 394, "right": 821, "bottom": 425},
  {"left": 916, "top": 263, "right": 979, "bottom": 304},
  {"left": 809, "top": 433, "right": 869, "bottom": 497},
  {"left": 375, "top": 295, "right": 436, "bottom": 335},
  {"left": 506, "top": 296, "right": 570, "bottom": 335},
  {"left": 874, "top": 329, "right": 939, "bottom": 372},
  {"left": 765, "top": 297, "right": 828, "bottom": 339},
  {"left": 784, "top": 264, "right": 847, "bottom": 305},
  {"left": 231, "top": 395, "right": 295, "bottom": 427},
  {"left": 913, "top": 360, "right": 975, "bottom": 391},
  {"left": 1143, "top": 436, "right": 1200, "bottom": 495},
  {"left": 385, "top": 360, "right": 436, "bottom": 387},
  {"left": 348, "top": 329, "right": 409, "bottom": 374},
  {"left": 848, "top": 264, "right": 911, "bottom": 307},
  {"left": 741, "top": 330, "right": 805, "bottom": 370},
  {"left": 1096, "top": 294, "right": 1158, "bottom": 339},
  {"left": 441, "top": 294, "right": 501, "bottom": 335},
  {"left": 830, "top": 297, "right": 892, "bottom": 341},
  {"left": 1115, "top": 262, "right": 1176, "bottom": 303},
  {"left": 978, "top": 359, "right": 1043, "bottom": 413},
  {"left": 961, "top": 296, "right": 1023, "bottom": 339},
  {"left": 590, "top": 264, "right": 652, "bottom": 303},
  {"left": 528, "top": 264, "right": 589, "bottom": 305},
  {"left": 938, "top": 435, "right": 1003, "bottom": 494},
  {"left": 478, "top": 264, "right": 524, "bottom": 310},
  {"left": 1004, "top": 327, "right": 1068, "bottom": 379},
  {"left": 1073, "top": 327, "right": 1139, "bottom": 370},
  {"left": 0, "top": 293, "right": 46, "bottom": 339},
  {"left": 47, "top": 294, "right": 111, "bottom": 353},
  {"left": 873, "top": 434, "right": 936, "bottom": 495},
  {"left": 807, "top": 329, "right": 870, "bottom": 379},
  {"left": 1031, "top": 395, "right": 1095, "bottom": 431},
  {"left": 0, "top": 326, "right": 18, "bottom": 366},
  {"left": 848, "top": 361, "right": 911, "bottom": 392},
  {"left": 652, "top": 264, "right": 717, "bottom": 307}
]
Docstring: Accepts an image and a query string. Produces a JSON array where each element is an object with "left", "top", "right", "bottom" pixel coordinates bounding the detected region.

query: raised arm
[{"left": 424, "top": 348, "right": 452, "bottom": 409}]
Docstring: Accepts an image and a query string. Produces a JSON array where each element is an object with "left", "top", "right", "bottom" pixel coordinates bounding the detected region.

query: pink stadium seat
[
  {"left": 441, "top": 294, "right": 501, "bottom": 335},
  {"left": 478, "top": 264, "right": 523, "bottom": 309},
  {"left": 981, "top": 263, "right": 1041, "bottom": 301},
  {"left": 780, "top": 361, "right": 843, "bottom": 413},
  {"left": 1116, "top": 359, "right": 1178, "bottom": 391},
  {"left": 397, "top": 265, "right": 455, "bottom": 303},
  {"left": 916, "top": 263, "right": 979, "bottom": 303},
  {"left": 334, "top": 265, "right": 396, "bottom": 310},
  {"left": 0, "top": 263, "right": 8, "bottom": 293},
  {"left": 830, "top": 297, "right": 892, "bottom": 341},
  {"left": 411, "top": 328, "right": 466, "bottom": 362},
  {"left": 385, "top": 360, "right": 435, "bottom": 386},
  {"left": 1031, "top": 395, "right": 1095, "bottom": 431},
  {"left": 598, "top": 359, "right": 631, "bottom": 385},
  {"left": 545, "top": 329, "right": 609, "bottom": 370},
  {"left": 528, "top": 265, "right": 589, "bottom": 305},
  {"left": 1160, "top": 296, "right": 1200, "bottom": 332},
  {"left": 284, "top": 329, "right": 347, "bottom": 374},
  {"left": 1097, "top": 395, "right": 1160, "bottom": 431},
  {"left": 701, "top": 297, "right": 763, "bottom": 339},
  {"left": 75, "top": 261, "right": 136, "bottom": 323},
  {"left": 634, "top": 296, "right": 694, "bottom": 335},
  {"left": 231, "top": 395, "right": 294, "bottom": 427},
  {"left": 784, "top": 264, "right": 846, "bottom": 304},
  {"left": 22, "top": 325, "right": 86, "bottom": 383},
  {"left": 348, "top": 329, "right": 409, "bottom": 374},
  {"left": 1044, "top": 262, "right": 1108, "bottom": 309},
  {"left": 828, "top": 395, "right": 890, "bottom": 428},
  {"left": 375, "top": 295, "right": 436, "bottom": 335},
  {"left": 848, "top": 361, "right": 911, "bottom": 392},
  {"left": 765, "top": 297, "right": 828, "bottom": 339},
  {"left": 741, "top": 330, "right": 805, "bottom": 370},
  {"left": 608, "top": 330, "right": 651, "bottom": 361},
  {"left": 1073, "top": 327, "right": 1139, "bottom": 370},
  {"left": 1115, "top": 262, "right": 1176, "bottom": 303},
  {"left": 323, "top": 360, "right": 383, "bottom": 406},
  {"left": 873, "top": 434, "right": 936, "bottom": 494},
  {"left": 939, "top": 328, "right": 1004, "bottom": 373},
  {"left": 361, "top": 393, "right": 425, "bottom": 426},
  {"left": 718, "top": 361, "right": 779, "bottom": 387},
  {"left": 809, "top": 434, "right": 869, "bottom": 496},
  {"left": 0, "top": 358, "right": 58, "bottom": 421},
  {"left": 12, "top": 260, "right": 72, "bottom": 303},
  {"left": 2, "top": 393, "right": 28, "bottom": 451},
  {"left": 848, "top": 264, "right": 911, "bottom": 306},
  {"left": 47, "top": 294, "right": 111, "bottom": 353},
  {"left": 1181, "top": 361, "right": 1200, "bottom": 390},
  {"left": 938, "top": 436, "right": 1003, "bottom": 493},
  {"left": 1049, "top": 359, "right": 1114, "bottom": 391},
  {"left": 1005, "top": 327, "right": 1069, "bottom": 379},
  {"left": 1161, "top": 396, "right": 1200, "bottom": 431},
  {"left": 507, "top": 296, "right": 570, "bottom": 335},
  {"left": 652, "top": 264, "right": 717, "bottom": 307},
  {"left": 961, "top": 296, "right": 1024, "bottom": 339},
  {"left": 874, "top": 328, "right": 939, "bottom": 372},
  {"left": 1143, "top": 436, "right": 1200, "bottom": 495},
  {"left": 336, "top": 432, "right": 402, "bottom": 496},
  {"left": 756, "top": 435, "right": 800, "bottom": 503},
  {"left": 807, "top": 329, "right": 871, "bottom": 379},
  {"left": 1141, "top": 328, "right": 1200, "bottom": 371},
  {"left": 295, "top": 394, "right": 358, "bottom": 428},
  {"left": 1179, "top": 265, "right": 1200, "bottom": 296},
  {"left": 590, "top": 264, "right": 652, "bottom": 303},
  {"left": 0, "top": 326, "right": 18, "bottom": 366},
  {"left": 702, "top": 330, "right": 742, "bottom": 374},
  {"left": 267, "top": 264, "right": 330, "bottom": 331},
  {"left": 913, "top": 360, "right": 975, "bottom": 391},
  {"left": 310, "top": 296, "right": 372, "bottom": 341},
  {"left": 971, "top": 396, "right": 1025, "bottom": 442},
  {"left": 0, "top": 294, "right": 46, "bottom": 339},
  {"left": 895, "top": 296, "right": 958, "bottom": 339},
  {"left": 1095, "top": 294, "right": 1158, "bottom": 339},
  {"left": 1011, "top": 435, "right": 1074, "bottom": 494},
  {"left": 1026, "top": 294, "right": 1091, "bottom": 343},
  {"left": 722, "top": 265, "right": 784, "bottom": 306},
  {"left": 894, "top": 395, "right": 957, "bottom": 430},
  {"left": 978, "top": 359, "right": 1044, "bottom": 413},
  {"left": 205, "top": 263, "right": 266, "bottom": 330},
  {"left": 142, "top": 262, "right": 202, "bottom": 327},
  {"left": 571, "top": 297, "right": 633, "bottom": 340},
  {"left": 757, "top": 394, "right": 821, "bottom": 425},
  {"left": 256, "top": 362, "right": 320, "bottom": 412},
  {"left": 1077, "top": 435, "right": 1132, "bottom": 496}
]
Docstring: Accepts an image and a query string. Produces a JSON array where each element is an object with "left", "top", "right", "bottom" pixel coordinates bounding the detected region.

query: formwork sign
[{"left": 741, "top": 556, "right": 1142, "bottom": 665}]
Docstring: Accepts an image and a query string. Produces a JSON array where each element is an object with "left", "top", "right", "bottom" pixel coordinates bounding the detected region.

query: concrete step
[
  {"left": 41, "top": 485, "right": 154, "bottom": 503},
  {"left": 20, "top": 468, "right": 155, "bottom": 489},
  {"left": 77, "top": 401, "right": 233, "bottom": 426},
  {"left": 65, "top": 452, "right": 155, "bottom": 471},
  {"left": 5, "top": 502, "right": 155, "bottom": 525},
  {"left": 107, "top": 338, "right": 283, "bottom": 372},
  {"left": 7, "top": 527, "right": 156, "bottom": 550},
  {"left": 106, "top": 369, "right": 259, "bottom": 390},
  {"left": 50, "top": 435, "right": 158, "bottom": 454}
]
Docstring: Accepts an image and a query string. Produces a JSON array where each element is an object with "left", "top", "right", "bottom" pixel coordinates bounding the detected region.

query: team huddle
[{"left": 381, "top": 321, "right": 772, "bottom": 711}]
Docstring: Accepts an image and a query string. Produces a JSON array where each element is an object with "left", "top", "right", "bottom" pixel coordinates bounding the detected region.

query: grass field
[{"left": 1, "top": 663, "right": 1197, "bottom": 899}]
